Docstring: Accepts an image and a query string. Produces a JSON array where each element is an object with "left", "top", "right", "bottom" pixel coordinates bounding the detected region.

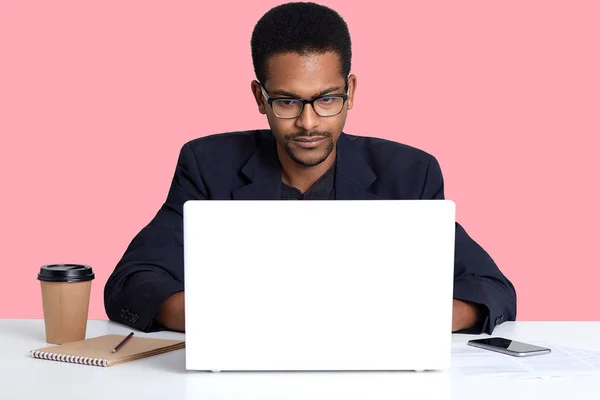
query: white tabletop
[{"left": 1, "top": 320, "right": 600, "bottom": 399}]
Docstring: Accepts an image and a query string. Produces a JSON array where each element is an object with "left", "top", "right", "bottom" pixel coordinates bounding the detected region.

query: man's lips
[
  {"left": 294, "top": 137, "right": 326, "bottom": 142},
  {"left": 292, "top": 137, "right": 327, "bottom": 148}
]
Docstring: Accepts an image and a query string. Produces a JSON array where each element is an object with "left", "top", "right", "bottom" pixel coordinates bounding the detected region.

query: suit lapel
[
  {"left": 232, "top": 176, "right": 282, "bottom": 200},
  {"left": 232, "top": 136, "right": 282, "bottom": 200},
  {"left": 335, "top": 174, "right": 379, "bottom": 200},
  {"left": 334, "top": 133, "right": 378, "bottom": 200}
]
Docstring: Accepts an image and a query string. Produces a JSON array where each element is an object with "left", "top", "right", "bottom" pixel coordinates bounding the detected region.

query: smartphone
[{"left": 467, "top": 337, "right": 551, "bottom": 357}]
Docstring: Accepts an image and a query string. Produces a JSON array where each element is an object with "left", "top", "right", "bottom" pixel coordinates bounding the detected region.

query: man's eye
[
  {"left": 277, "top": 100, "right": 299, "bottom": 107},
  {"left": 318, "top": 97, "right": 335, "bottom": 104}
]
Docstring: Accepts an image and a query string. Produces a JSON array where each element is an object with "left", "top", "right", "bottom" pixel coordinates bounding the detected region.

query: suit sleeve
[
  {"left": 104, "top": 142, "right": 207, "bottom": 332},
  {"left": 421, "top": 155, "right": 517, "bottom": 334}
]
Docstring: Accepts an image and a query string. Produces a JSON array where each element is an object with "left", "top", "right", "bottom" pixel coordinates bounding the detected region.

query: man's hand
[
  {"left": 156, "top": 291, "right": 185, "bottom": 332},
  {"left": 452, "top": 299, "right": 482, "bottom": 332}
]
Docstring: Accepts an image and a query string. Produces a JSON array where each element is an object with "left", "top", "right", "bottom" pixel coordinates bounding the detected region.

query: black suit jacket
[{"left": 104, "top": 130, "right": 517, "bottom": 334}]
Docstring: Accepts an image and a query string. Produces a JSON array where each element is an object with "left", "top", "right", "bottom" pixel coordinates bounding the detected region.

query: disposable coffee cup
[{"left": 37, "top": 264, "right": 95, "bottom": 344}]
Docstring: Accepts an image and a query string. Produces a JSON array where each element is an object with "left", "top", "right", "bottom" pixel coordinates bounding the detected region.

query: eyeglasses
[{"left": 260, "top": 82, "right": 349, "bottom": 119}]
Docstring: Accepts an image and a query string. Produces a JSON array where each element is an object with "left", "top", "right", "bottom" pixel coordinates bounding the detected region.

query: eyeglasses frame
[{"left": 259, "top": 77, "right": 350, "bottom": 119}]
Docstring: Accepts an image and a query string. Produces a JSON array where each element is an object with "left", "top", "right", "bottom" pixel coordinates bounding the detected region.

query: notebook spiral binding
[{"left": 30, "top": 350, "right": 108, "bottom": 367}]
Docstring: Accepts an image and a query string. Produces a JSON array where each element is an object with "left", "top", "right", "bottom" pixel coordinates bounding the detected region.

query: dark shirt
[{"left": 280, "top": 163, "right": 336, "bottom": 200}]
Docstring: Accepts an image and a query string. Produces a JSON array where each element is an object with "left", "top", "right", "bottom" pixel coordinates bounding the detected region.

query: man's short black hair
[{"left": 251, "top": 2, "right": 352, "bottom": 84}]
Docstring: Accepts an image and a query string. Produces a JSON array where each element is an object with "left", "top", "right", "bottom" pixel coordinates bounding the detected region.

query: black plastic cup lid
[{"left": 37, "top": 264, "right": 95, "bottom": 282}]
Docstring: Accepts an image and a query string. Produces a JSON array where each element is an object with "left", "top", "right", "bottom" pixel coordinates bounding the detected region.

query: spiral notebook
[{"left": 30, "top": 334, "right": 185, "bottom": 367}]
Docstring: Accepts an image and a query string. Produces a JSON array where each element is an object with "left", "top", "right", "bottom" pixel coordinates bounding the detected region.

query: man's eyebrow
[{"left": 270, "top": 86, "right": 343, "bottom": 98}]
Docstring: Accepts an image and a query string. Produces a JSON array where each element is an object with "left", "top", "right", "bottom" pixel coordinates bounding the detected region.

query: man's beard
[{"left": 284, "top": 131, "right": 335, "bottom": 167}]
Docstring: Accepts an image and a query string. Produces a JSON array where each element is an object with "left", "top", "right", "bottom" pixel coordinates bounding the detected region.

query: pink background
[{"left": 1, "top": 1, "right": 598, "bottom": 321}]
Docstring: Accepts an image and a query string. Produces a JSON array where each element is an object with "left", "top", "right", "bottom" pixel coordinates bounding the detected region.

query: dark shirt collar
[{"left": 280, "top": 161, "right": 336, "bottom": 200}]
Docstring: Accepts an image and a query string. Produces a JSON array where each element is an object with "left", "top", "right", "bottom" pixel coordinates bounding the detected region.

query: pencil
[{"left": 112, "top": 332, "right": 134, "bottom": 353}]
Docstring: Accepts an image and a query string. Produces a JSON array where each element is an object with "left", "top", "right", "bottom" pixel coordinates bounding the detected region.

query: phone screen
[{"left": 471, "top": 338, "right": 548, "bottom": 353}]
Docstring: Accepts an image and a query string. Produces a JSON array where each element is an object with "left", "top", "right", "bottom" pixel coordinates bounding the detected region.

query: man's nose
[{"left": 294, "top": 103, "right": 320, "bottom": 132}]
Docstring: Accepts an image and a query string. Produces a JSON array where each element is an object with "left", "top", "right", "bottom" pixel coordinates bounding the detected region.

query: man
[{"left": 104, "top": 2, "right": 516, "bottom": 335}]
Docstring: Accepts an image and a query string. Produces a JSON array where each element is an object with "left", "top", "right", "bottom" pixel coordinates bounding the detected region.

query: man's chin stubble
[{"left": 285, "top": 142, "right": 334, "bottom": 167}]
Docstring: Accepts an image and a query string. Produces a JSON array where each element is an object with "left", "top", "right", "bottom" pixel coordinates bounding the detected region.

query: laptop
[{"left": 183, "top": 199, "right": 456, "bottom": 371}]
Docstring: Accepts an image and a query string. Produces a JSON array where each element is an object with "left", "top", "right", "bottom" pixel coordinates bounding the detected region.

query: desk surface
[{"left": 1, "top": 320, "right": 600, "bottom": 399}]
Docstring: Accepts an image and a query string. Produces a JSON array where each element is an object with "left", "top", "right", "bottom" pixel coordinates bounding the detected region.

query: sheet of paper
[
  {"left": 559, "top": 346, "right": 600, "bottom": 369},
  {"left": 452, "top": 342, "right": 600, "bottom": 379}
]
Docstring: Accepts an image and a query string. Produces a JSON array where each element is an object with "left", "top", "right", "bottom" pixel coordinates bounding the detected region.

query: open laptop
[{"left": 183, "top": 200, "right": 456, "bottom": 372}]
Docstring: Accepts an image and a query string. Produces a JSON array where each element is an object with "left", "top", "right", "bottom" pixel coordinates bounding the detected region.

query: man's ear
[
  {"left": 346, "top": 74, "right": 357, "bottom": 111},
  {"left": 251, "top": 80, "right": 267, "bottom": 115}
]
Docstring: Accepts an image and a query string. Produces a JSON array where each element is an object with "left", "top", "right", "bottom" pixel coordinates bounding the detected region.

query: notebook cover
[{"left": 30, "top": 334, "right": 185, "bottom": 366}]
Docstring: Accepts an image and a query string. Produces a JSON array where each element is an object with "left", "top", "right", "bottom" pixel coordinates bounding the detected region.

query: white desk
[{"left": 1, "top": 320, "right": 600, "bottom": 399}]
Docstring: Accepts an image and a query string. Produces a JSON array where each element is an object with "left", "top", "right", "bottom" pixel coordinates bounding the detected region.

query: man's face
[{"left": 252, "top": 51, "right": 356, "bottom": 167}]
